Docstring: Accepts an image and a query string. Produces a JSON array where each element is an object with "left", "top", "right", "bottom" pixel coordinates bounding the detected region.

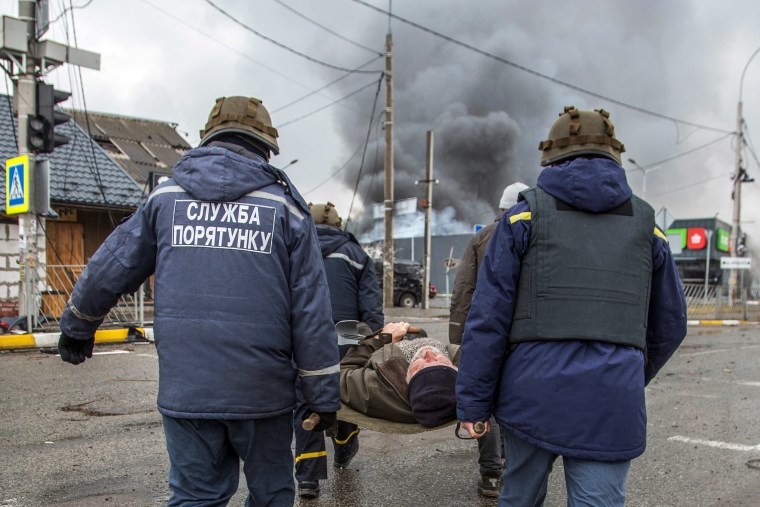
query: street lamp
[
  {"left": 281, "top": 159, "right": 298, "bottom": 170},
  {"left": 729, "top": 46, "right": 760, "bottom": 301}
]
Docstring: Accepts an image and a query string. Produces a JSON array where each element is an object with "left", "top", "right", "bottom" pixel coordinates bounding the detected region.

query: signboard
[
  {"left": 720, "top": 257, "right": 752, "bottom": 270},
  {"left": 5, "top": 155, "right": 29, "bottom": 215},
  {"left": 474, "top": 224, "right": 485, "bottom": 233},
  {"left": 686, "top": 228, "right": 706, "bottom": 250},
  {"left": 372, "top": 197, "right": 419, "bottom": 219},
  {"left": 666, "top": 228, "right": 686, "bottom": 250},
  {"left": 716, "top": 228, "right": 730, "bottom": 252}
]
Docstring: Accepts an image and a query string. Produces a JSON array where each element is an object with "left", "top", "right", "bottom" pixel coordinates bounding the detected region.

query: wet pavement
[{"left": 1, "top": 310, "right": 759, "bottom": 506}]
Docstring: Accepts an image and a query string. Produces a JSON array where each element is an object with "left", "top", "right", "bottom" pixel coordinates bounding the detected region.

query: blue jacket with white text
[
  {"left": 455, "top": 157, "right": 687, "bottom": 461},
  {"left": 60, "top": 141, "right": 340, "bottom": 419}
]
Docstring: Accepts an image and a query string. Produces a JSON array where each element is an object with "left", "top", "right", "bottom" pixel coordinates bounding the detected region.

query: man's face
[{"left": 407, "top": 347, "right": 455, "bottom": 381}]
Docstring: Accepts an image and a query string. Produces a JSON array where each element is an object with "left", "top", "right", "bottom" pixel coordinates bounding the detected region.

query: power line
[
  {"left": 204, "top": 0, "right": 382, "bottom": 74},
  {"left": 269, "top": 0, "right": 382, "bottom": 56},
  {"left": 276, "top": 77, "right": 381, "bottom": 128},
  {"left": 301, "top": 142, "right": 365, "bottom": 195},
  {"left": 346, "top": 77, "right": 384, "bottom": 227},
  {"left": 272, "top": 55, "right": 382, "bottom": 113},
  {"left": 631, "top": 133, "right": 733, "bottom": 170},
  {"left": 47, "top": 0, "right": 95, "bottom": 30},
  {"left": 350, "top": 0, "right": 733, "bottom": 135},
  {"left": 651, "top": 172, "right": 733, "bottom": 196}
]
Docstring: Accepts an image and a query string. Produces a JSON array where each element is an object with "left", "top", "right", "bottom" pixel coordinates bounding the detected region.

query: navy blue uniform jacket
[
  {"left": 456, "top": 157, "right": 687, "bottom": 461},
  {"left": 60, "top": 142, "right": 340, "bottom": 419}
]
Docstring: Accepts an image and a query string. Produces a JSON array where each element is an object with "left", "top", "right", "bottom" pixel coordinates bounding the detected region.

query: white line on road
[
  {"left": 92, "top": 350, "right": 131, "bottom": 356},
  {"left": 674, "top": 391, "right": 717, "bottom": 399},
  {"left": 668, "top": 435, "right": 760, "bottom": 452},
  {"left": 680, "top": 345, "right": 760, "bottom": 357}
]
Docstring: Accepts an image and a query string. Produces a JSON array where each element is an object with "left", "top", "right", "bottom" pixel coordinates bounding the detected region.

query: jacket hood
[
  {"left": 537, "top": 157, "right": 633, "bottom": 213},
  {"left": 172, "top": 145, "right": 278, "bottom": 202},
  {"left": 316, "top": 225, "right": 354, "bottom": 256}
]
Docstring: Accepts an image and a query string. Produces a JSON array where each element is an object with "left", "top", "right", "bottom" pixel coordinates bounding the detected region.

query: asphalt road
[{"left": 1, "top": 312, "right": 759, "bottom": 506}]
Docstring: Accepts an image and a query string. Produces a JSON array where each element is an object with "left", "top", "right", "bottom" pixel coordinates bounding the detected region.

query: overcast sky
[{"left": 3, "top": 0, "right": 760, "bottom": 250}]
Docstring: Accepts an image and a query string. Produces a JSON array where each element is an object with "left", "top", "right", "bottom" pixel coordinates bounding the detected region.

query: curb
[
  {"left": 686, "top": 320, "right": 752, "bottom": 326},
  {"left": 0, "top": 327, "right": 154, "bottom": 351}
]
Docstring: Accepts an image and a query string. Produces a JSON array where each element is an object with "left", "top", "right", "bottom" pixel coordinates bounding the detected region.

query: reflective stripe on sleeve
[
  {"left": 326, "top": 252, "right": 364, "bottom": 270},
  {"left": 147, "top": 185, "right": 186, "bottom": 202},
  {"left": 67, "top": 299, "right": 107, "bottom": 322},
  {"left": 245, "top": 190, "right": 304, "bottom": 220},
  {"left": 509, "top": 211, "right": 532, "bottom": 224},
  {"left": 654, "top": 227, "right": 668, "bottom": 242},
  {"left": 298, "top": 364, "right": 340, "bottom": 377}
]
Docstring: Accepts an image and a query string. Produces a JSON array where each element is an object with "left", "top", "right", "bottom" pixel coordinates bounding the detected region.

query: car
[{"left": 374, "top": 259, "right": 425, "bottom": 308}]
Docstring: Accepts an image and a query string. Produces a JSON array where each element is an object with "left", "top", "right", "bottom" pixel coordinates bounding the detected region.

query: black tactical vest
[{"left": 509, "top": 187, "right": 654, "bottom": 350}]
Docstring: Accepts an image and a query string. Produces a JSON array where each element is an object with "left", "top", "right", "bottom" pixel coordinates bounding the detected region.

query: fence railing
[
  {"left": 34, "top": 264, "right": 151, "bottom": 332},
  {"left": 682, "top": 282, "right": 759, "bottom": 321},
  {"left": 27, "top": 268, "right": 758, "bottom": 332}
]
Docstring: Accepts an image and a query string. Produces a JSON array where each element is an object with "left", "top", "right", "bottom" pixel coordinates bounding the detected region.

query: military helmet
[
  {"left": 309, "top": 202, "right": 343, "bottom": 228},
  {"left": 199, "top": 96, "right": 280, "bottom": 155},
  {"left": 538, "top": 106, "right": 625, "bottom": 166}
]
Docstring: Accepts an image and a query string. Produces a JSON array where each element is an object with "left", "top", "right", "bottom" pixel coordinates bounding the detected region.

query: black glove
[
  {"left": 304, "top": 411, "right": 337, "bottom": 432},
  {"left": 58, "top": 333, "right": 95, "bottom": 365}
]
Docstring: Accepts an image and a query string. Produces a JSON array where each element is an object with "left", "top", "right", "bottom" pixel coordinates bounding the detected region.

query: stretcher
[{"left": 335, "top": 402, "right": 458, "bottom": 435}]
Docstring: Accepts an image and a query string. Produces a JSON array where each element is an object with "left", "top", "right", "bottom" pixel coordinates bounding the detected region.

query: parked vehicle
[{"left": 374, "top": 259, "right": 428, "bottom": 308}]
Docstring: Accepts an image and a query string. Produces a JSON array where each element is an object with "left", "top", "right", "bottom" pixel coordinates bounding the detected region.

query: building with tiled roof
[
  {"left": 71, "top": 110, "right": 191, "bottom": 190},
  {"left": 0, "top": 94, "right": 186, "bottom": 322}
]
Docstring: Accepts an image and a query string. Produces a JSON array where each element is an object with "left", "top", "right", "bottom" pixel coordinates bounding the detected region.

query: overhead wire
[
  {"left": 3, "top": 72, "right": 17, "bottom": 148},
  {"left": 62, "top": 0, "right": 116, "bottom": 227},
  {"left": 346, "top": 76, "right": 384, "bottom": 228},
  {"left": 628, "top": 133, "right": 734, "bottom": 170},
  {"left": 301, "top": 143, "right": 365, "bottom": 195},
  {"left": 276, "top": 78, "right": 381, "bottom": 128},
  {"left": 272, "top": 55, "right": 382, "bottom": 114},
  {"left": 46, "top": 0, "right": 95, "bottom": 31},
  {"left": 651, "top": 172, "right": 734, "bottom": 196},
  {"left": 204, "top": 0, "right": 382, "bottom": 74},
  {"left": 269, "top": 0, "right": 382, "bottom": 56},
  {"left": 350, "top": 0, "right": 732, "bottom": 135}
]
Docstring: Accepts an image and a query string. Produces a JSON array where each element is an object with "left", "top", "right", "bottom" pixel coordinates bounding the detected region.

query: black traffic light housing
[{"left": 27, "top": 81, "right": 71, "bottom": 153}]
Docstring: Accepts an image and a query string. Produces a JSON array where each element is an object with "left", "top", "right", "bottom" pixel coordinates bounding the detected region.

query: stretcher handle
[
  {"left": 302, "top": 412, "right": 337, "bottom": 437},
  {"left": 407, "top": 326, "right": 423, "bottom": 334},
  {"left": 302, "top": 412, "right": 320, "bottom": 431},
  {"left": 473, "top": 421, "right": 487, "bottom": 435}
]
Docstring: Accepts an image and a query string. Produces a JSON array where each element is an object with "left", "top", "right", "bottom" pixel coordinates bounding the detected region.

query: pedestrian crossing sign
[{"left": 6, "top": 155, "right": 30, "bottom": 215}]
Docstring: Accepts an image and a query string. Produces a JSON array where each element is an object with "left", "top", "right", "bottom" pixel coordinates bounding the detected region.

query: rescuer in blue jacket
[
  {"left": 294, "top": 202, "right": 383, "bottom": 499},
  {"left": 58, "top": 96, "right": 340, "bottom": 507},
  {"left": 456, "top": 106, "right": 687, "bottom": 506}
]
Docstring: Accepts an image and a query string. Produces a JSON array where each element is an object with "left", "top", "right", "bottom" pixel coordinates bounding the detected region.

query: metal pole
[
  {"left": 16, "top": 0, "right": 38, "bottom": 331},
  {"left": 422, "top": 131, "right": 433, "bottom": 309},
  {"left": 729, "top": 99, "right": 742, "bottom": 304},
  {"left": 382, "top": 32, "right": 394, "bottom": 309}
]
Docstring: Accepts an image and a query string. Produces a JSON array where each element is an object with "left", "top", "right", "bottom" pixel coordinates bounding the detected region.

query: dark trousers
[
  {"left": 163, "top": 413, "right": 294, "bottom": 507},
  {"left": 293, "top": 344, "right": 359, "bottom": 483}
]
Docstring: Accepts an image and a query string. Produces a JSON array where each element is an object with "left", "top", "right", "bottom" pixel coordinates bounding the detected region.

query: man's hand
[
  {"left": 382, "top": 322, "right": 410, "bottom": 343},
  {"left": 58, "top": 333, "right": 95, "bottom": 365},
  {"left": 302, "top": 411, "right": 337, "bottom": 432},
  {"left": 461, "top": 420, "right": 491, "bottom": 439}
]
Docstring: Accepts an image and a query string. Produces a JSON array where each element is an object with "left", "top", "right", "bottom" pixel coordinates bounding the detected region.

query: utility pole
[
  {"left": 729, "top": 46, "right": 760, "bottom": 303},
  {"left": 382, "top": 31, "right": 394, "bottom": 308},
  {"left": 1, "top": 0, "right": 100, "bottom": 330},
  {"left": 418, "top": 131, "right": 437, "bottom": 310}
]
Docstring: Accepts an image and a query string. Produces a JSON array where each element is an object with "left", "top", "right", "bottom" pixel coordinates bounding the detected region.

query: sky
[{"left": 3, "top": 0, "right": 760, "bottom": 257}]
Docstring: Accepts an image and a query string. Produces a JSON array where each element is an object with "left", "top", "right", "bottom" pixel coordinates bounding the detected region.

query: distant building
[{"left": 665, "top": 216, "right": 737, "bottom": 285}]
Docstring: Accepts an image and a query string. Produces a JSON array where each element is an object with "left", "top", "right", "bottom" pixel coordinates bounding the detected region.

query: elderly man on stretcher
[{"left": 306, "top": 321, "right": 461, "bottom": 433}]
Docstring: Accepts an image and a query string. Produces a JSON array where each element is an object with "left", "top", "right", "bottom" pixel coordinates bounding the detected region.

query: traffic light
[{"left": 31, "top": 81, "right": 72, "bottom": 153}]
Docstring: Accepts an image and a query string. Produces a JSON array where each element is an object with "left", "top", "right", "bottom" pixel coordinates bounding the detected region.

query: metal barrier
[
  {"left": 33, "top": 264, "right": 150, "bottom": 332},
  {"left": 683, "top": 282, "right": 760, "bottom": 321}
]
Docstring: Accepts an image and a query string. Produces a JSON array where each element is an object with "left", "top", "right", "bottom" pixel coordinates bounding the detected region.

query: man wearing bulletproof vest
[{"left": 456, "top": 106, "right": 687, "bottom": 506}]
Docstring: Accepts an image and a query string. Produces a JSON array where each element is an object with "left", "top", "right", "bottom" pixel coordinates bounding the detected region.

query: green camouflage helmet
[
  {"left": 538, "top": 106, "right": 625, "bottom": 166},
  {"left": 199, "top": 96, "right": 279, "bottom": 155},
  {"left": 309, "top": 202, "right": 343, "bottom": 228}
]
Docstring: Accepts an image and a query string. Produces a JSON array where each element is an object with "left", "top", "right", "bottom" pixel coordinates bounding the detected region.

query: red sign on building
[{"left": 687, "top": 228, "right": 706, "bottom": 250}]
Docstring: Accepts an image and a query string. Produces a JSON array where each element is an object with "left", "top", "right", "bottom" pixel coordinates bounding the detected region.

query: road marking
[
  {"left": 92, "top": 350, "right": 130, "bottom": 356},
  {"left": 674, "top": 391, "right": 717, "bottom": 399},
  {"left": 668, "top": 435, "right": 760, "bottom": 452},
  {"left": 736, "top": 381, "right": 760, "bottom": 387},
  {"left": 680, "top": 345, "right": 760, "bottom": 357}
]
